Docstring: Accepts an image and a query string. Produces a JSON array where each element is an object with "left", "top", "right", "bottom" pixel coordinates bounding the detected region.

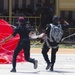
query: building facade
[
  {"left": 0, "top": 0, "right": 75, "bottom": 28},
  {"left": 0, "top": 0, "right": 55, "bottom": 22},
  {"left": 0, "top": 0, "right": 75, "bottom": 41},
  {"left": 56, "top": 0, "right": 75, "bottom": 27}
]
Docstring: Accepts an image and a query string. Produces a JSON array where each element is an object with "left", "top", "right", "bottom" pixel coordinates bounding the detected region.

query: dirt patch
[{"left": 31, "top": 48, "right": 75, "bottom": 54}]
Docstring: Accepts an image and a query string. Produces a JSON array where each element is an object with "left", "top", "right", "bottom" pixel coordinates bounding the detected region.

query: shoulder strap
[
  {"left": 50, "top": 23, "right": 54, "bottom": 27},
  {"left": 49, "top": 23, "right": 54, "bottom": 42}
]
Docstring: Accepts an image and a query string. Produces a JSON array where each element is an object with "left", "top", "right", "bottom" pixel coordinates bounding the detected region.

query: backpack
[{"left": 49, "top": 24, "right": 63, "bottom": 43}]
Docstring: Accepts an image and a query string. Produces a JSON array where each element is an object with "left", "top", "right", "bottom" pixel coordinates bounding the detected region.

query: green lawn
[{"left": 31, "top": 43, "right": 75, "bottom": 48}]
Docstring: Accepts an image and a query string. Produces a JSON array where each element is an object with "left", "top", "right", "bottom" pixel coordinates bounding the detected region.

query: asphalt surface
[{"left": 0, "top": 54, "right": 75, "bottom": 75}]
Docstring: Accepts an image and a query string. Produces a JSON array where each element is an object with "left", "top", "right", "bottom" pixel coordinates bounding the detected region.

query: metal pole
[
  {"left": 9, "top": 0, "right": 12, "bottom": 24},
  {"left": 56, "top": 0, "right": 59, "bottom": 16}
]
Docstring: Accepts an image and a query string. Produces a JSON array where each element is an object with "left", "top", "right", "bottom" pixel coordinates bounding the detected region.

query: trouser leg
[
  {"left": 51, "top": 47, "right": 59, "bottom": 65},
  {"left": 42, "top": 43, "right": 50, "bottom": 64},
  {"left": 23, "top": 42, "right": 38, "bottom": 69},
  {"left": 12, "top": 44, "right": 22, "bottom": 69},
  {"left": 23, "top": 42, "right": 35, "bottom": 63}
]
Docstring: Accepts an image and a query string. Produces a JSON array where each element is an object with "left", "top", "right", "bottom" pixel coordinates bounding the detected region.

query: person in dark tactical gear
[
  {"left": 2, "top": 17, "right": 38, "bottom": 72},
  {"left": 40, "top": 15, "right": 70, "bottom": 71},
  {"left": 41, "top": 15, "right": 60, "bottom": 71}
]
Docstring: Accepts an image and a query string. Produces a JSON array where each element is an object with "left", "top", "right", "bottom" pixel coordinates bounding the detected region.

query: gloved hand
[
  {"left": 40, "top": 39, "right": 44, "bottom": 43},
  {"left": 36, "top": 38, "right": 41, "bottom": 41}
]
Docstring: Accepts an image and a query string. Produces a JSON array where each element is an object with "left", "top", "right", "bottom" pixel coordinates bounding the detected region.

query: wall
[
  {"left": 59, "top": 0, "right": 75, "bottom": 10},
  {"left": 56, "top": 0, "right": 75, "bottom": 16}
]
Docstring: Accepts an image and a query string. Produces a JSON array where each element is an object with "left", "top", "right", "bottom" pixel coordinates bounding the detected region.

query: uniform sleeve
[
  {"left": 45, "top": 24, "right": 51, "bottom": 36},
  {"left": 61, "top": 24, "right": 70, "bottom": 30},
  {"left": 12, "top": 27, "right": 19, "bottom": 36},
  {"left": 26, "top": 26, "right": 31, "bottom": 33}
]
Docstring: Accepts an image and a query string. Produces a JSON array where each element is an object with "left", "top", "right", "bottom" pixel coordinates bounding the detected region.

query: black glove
[
  {"left": 36, "top": 38, "right": 41, "bottom": 41},
  {"left": 40, "top": 39, "right": 44, "bottom": 43}
]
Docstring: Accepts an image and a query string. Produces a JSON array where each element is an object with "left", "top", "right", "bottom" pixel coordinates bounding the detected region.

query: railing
[
  {"left": 0, "top": 16, "right": 41, "bottom": 45},
  {"left": 62, "top": 28, "right": 75, "bottom": 44},
  {"left": 68, "top": 28, "right": 75, "bottom": 41},
  {"left": 0, "top": 16, "right": 75, "bottom": 45},
  {"left": 0, "top": 16, "right": 41, "bottom": 32}
]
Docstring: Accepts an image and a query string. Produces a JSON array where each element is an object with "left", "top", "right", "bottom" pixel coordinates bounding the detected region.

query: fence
[
  {"left": 62, "top": 28, "right": 75, "bottom": 44},
  {"left": 0, "top": 16, "right": 41, "bottom": 31},
  {"left": 0, "top": 16, "right": 75, "bottom": 45},
  {"left": 0, "top": 16, "right": 41, "bottom": 45}
]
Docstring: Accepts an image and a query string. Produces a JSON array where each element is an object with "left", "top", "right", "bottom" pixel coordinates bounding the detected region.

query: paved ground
[{"left": 0, "top": 48, "right": 75, "bottom": 75}]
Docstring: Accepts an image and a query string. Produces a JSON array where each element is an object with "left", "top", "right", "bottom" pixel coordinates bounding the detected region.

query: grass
[
  {"left": 31, "top": 42, "right": 75, "bottom": 48},
  {"left": 59, "top": 44, "right": 75, "bottom": 48}
]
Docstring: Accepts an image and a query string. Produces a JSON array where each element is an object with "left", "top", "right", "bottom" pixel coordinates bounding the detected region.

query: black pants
[
  {"left": 12, "top": 39, "right": 35, "bottom": 69},
  {"left": 42, "top": 42, "right": 58, "bottom": 65}
]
